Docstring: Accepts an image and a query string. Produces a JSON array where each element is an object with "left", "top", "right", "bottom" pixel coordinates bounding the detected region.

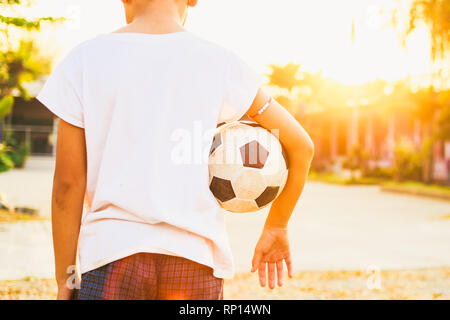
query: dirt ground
[{"left": 1, "top": 267, "right": 448, "bottom": 300}]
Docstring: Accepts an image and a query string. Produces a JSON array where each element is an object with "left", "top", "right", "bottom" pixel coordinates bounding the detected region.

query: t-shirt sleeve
[
  {"left": 36, "top": 50, "right": 84, "bottom": 128},
  {"left": 218, "top": 52, "right": 263, "bottom": 123}
]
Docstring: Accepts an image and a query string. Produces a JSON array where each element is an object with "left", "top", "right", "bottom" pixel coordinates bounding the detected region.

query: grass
[
  {"left": 308, "top": 171, "right": 386, "bottom": 186},
  {"left": 381, "top": 181, "right": 450, "bottom": 201},
  {"left": 0, "top": 209, "right": 47, "bottom": 223},
  {"left": 309, "top": 172, "right": 450, "bottom": 200}
]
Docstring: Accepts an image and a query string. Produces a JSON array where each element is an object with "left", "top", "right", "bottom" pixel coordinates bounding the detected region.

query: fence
[{"left": 3, "top": 124, "right": 55, "bottom": 156}]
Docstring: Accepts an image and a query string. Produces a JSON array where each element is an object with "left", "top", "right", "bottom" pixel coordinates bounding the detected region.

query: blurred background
[{"left": 0, "top": 0, "right": 449, "bottom": 299}]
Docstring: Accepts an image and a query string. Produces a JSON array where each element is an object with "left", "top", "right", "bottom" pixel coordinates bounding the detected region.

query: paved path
[
  {"left": 0, "top": 156, "right": 449, "bottom": 279},
  {"left": 0, "top": 156, "right": 54, "bottom": 217},
  {"left": 226, "top": 183, "right": 450, "bottom": 273}
]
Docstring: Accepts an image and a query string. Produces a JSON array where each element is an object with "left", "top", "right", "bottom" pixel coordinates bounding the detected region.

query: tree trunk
[{"left": 422, "top": 123, "right": 433, "bottom": 184}]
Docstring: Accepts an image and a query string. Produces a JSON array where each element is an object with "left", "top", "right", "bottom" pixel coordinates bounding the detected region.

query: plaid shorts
[{"left": 72, "top": 253, "right": 224, "bottom": 300}]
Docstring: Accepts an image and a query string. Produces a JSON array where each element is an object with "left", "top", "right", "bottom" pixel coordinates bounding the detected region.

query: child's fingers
[
  {"left": 276, "top": 260, "right": 284, "bottom": 287},
  {"left": 285, "top": 256, "right": 293, "bottom": 278},
  {"left": 268, "top": 262, "right": 276, "bottom": 289},
  {"left": 251, "top": 251, "right": 262, "bottom": 272},
  {"left": 258, "top": 262, "right": 266, "bottom": 287}
]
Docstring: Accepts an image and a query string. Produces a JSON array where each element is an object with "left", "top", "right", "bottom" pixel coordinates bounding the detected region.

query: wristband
[{"left": 250, "top": 97, "right": 272, "bottom": 118}]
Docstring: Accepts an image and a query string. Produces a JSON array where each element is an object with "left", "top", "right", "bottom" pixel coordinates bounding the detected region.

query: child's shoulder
[
  {"left": 58, "top": 36, "right": 103, "bottom": 63},
  {"left": 61, "top": 31, "right": 240, "bottom": 67},
  {"left": 185, "top": 32, "right": 241, "bottom": 63}
]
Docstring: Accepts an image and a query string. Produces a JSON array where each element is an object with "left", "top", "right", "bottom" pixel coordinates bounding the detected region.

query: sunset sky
[{"left": 25, "top": 0, "right": 433, "bottom": 85}]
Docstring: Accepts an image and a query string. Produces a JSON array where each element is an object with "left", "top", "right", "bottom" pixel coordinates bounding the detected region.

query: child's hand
[{"left": 251, "top": 226, "right": 293, "bottom": 289}]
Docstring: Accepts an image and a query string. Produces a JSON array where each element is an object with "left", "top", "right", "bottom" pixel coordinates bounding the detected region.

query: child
[{"left": 37, "top": 0, "right": 314, "bottom": 300}]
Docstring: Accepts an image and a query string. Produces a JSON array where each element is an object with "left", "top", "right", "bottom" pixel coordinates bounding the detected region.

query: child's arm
[
  {"left": 51, "top": 119, "right": 87, "bottom": 299},
  {"left": 246, "top": 88, "right": 314, "bottom": 289}
]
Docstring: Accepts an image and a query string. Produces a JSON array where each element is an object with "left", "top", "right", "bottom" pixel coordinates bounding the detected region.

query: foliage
[
  {"left": 413, "top": 86, "right": 441, "bottom": 122},
  {"left": 0, "top": 0, "right": 61, "bottom": 97},
  {"left": 393, "top": 140, "right": 423, "bottom": 182},
  {"left": 436, "top": 89, "right": 450, "bottom": 139},
  {"left": 342, "top": 145, "right": 371, "bottom": 179},
  {"left": 381, "top": 181, "right": 450, "bottom": 199},
  {"left": 0, "top": 95, "right": 13, "bottom": 118},
  {"left": 0, "top": 0, "right": 57, "bottom": 99},
  {"left": 4, "top": 131, "right": 29, "bottom": 168},
  {"left": 0, "top": 41, "right": 51, "bottom": 99},
  {"left": 365, "top": 167, "right": 394, "bottom": 180},
  {"left": 392, "top": 0, "right": 450, "bottom": 141},
  {"left": 11, "top": 141, "right": 29, "bottom": 168},
  {"left": 0, "top": 0, "right": 26, "bottom": 4},
  {"left": 389, "top": 0, "right": 450, "bottom": 84},
  {"left": 407, "top": 0, "right": 450, "bottom": 63},
  {"left": 0, "top": 15, "right": 61, "bottom": 30},
  {"left": 266, "top": 64, "right": 424, "bottom": 116},
  {"left": 266, "top": 63, "right": 303, "bottom": 92},
  {"left": 308, "top": 171, "right": 386, "bottom": 185},
  {"left": 0, "top": 142, "right": 14, "bottom": 172},
  {"left": 0, "top": 0, "right": 60, "bottom": 173}
]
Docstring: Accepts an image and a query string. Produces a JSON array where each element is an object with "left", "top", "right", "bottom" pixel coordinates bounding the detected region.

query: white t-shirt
[{"left": 37, "top": 31, "right": 262, "bottom": 279}]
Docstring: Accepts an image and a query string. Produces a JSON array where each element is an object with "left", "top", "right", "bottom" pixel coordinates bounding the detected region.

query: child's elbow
[
  {"left": 304, "top": 136, "right": 315, "bottom": 158},
  {"left": 293, "top": 133, "right": 314, "bottom": 159}
]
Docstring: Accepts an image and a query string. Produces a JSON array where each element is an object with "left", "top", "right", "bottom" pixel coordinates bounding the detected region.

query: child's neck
[{"left": 117, "top": 4, "right": 185, "bottom": 35}]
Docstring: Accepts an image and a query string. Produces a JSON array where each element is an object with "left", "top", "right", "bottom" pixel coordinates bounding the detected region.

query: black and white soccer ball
[{"left": 208, "top": 120, "right": 288, "bottom": 213}]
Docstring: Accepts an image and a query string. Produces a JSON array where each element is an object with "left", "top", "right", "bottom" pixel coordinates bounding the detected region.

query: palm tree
[
  {"left": 266, "top": 63, "right": 303, "bottom": 93},
  {"left": 391, "top": 0, "right": 450, "bottom": 85}
]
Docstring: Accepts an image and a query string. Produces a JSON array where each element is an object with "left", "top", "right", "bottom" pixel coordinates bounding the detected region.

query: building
[
  {"left": 3, "top": 97, "right": 56, "bottom": 156},
  {"left": 303, "top": 104, "right": 450, "bottom": 183}
]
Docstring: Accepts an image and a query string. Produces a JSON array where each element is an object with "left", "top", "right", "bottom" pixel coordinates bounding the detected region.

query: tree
[
  {"left": 0, "top": 0, "right": 61, "bottom": 141},
  {"left": 0, "top": 0, "right": 62, "bottom": 171},
  {"left": 407, "top": 0, "right": 449, "bottom": 66},
  {"left": 436, "top": 89, "right": 450, "bottom": 140},
  {"left": 390, "top": 0, "right": 450, "bottom": 85},
  {"left": 266, "top": 63, "right": 303, "bottom": 93}
]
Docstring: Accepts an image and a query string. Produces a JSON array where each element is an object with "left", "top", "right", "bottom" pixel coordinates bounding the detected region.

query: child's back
[{"left": 38, "top": 30, "right": 261, "bottom": 281}]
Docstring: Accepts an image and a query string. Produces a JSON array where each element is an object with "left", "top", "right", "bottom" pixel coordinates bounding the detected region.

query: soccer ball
[{"left": 208, "top": 120, "right": 288, "bottom": 213}]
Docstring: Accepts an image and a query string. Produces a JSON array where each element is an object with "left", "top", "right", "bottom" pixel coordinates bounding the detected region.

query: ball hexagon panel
[
  {"left": 209, "top": 176, "right": 235, "bottom": 202},
  {"left": 232, "top": 169, "right": 266, "bottom": 199},
  {"left": 260, "top": 147, "right": 286, "bottom": 176},
  {"left": 221, "top": 124, "right": 262, "bottom": 156}
]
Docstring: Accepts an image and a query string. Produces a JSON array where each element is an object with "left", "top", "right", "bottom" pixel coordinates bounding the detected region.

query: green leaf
[
  {"left": 0, "top": 0, "right": 23, "bottom": 5},
  {"left": 0, "top": 15, "right": 63, "bottom": 30},
  {"left": 0, "top": 95, "right": 14, "bottom": 118}
]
